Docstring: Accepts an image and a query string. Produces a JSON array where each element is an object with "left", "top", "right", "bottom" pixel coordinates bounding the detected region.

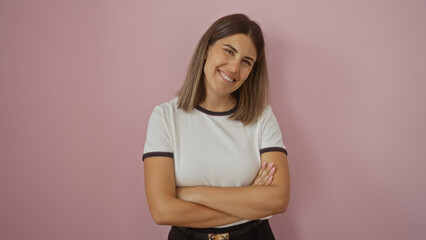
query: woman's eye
[
  {"left": 242, "top": 60, "right": 252, "bottom": 66},
  {"left": 225, "top": 49, "right": 234, "bottom": 56}
]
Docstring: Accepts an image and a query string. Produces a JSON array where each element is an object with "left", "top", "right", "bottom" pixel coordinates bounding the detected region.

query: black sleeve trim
[
  {"left": 142, "top": 152, "right": 174, "bottom": 161},
  {"left": 260, "top": 147, "right": 288, "bottom": 156}
]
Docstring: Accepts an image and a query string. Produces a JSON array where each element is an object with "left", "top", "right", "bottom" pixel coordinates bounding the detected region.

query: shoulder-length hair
[{"left": 177, "top": 13, "right": 269, "bottom": 125}]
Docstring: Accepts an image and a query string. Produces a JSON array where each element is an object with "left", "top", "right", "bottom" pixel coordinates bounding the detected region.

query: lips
[{"left": 218, "top": 70, "right": 236, "bottom": 82}]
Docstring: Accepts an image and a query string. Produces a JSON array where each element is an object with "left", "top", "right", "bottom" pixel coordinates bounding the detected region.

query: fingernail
[
  {"left": 262, "top": 162, "right": 267, "bottom": 168},
  {"left": 270, "top": 167, "right": 276, "bottom": 173}
]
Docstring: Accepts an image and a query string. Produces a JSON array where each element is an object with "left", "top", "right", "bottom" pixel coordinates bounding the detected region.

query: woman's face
[{"left": 203, "top": 33, "right": 257, "bottom": 99}]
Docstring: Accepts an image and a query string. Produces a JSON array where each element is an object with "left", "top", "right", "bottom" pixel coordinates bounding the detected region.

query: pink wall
[{"left": 1, "top": 0, "right": 425, "bottom": 239}]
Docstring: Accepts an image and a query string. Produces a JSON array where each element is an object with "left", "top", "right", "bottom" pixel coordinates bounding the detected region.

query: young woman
[{"left": 143, "top": 13, "right": 290, "bottom": 240}]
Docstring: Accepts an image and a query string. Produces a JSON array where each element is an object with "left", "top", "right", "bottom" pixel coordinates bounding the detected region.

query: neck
[{"left": 200, "top": 94, "right": 237, "bottom": 112}]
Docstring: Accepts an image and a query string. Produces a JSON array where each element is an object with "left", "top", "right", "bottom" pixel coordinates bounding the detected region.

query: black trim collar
[{"left": 195, "top": 105, "right": 237, "bottom": 116}]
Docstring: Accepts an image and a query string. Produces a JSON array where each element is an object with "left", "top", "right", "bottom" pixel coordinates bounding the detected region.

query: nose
[{"left": 228, "top": 58, "right": 240, "bottom": 74}]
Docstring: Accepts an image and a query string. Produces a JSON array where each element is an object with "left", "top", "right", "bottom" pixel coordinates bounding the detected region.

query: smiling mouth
[{"left": 218, "top": 70, "right": 236, "bottom": 82}]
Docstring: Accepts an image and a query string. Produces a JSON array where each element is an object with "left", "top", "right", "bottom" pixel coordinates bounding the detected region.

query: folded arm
[
  {"left": 176, "top": 151, "right": 290, "bottom": 220},
  {"left": 144, "top": 156, "right": 242, "bottom": 228}
]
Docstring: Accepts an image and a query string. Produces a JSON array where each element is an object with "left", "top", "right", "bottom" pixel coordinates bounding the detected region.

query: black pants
[{"left": 168, "top": 220, "right": 275, "bottom": 240}]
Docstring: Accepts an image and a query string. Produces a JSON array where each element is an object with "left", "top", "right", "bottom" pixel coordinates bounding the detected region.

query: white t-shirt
[{"left": 143, "top": 98, "right": 287, "bottom": 227}]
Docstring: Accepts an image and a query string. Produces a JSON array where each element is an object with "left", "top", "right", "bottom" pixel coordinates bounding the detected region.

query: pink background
[{"left": 1, "top": 0, "right": 425, "bottom": 239}]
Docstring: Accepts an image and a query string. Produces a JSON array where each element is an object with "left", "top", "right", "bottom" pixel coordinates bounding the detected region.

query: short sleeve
[
  {"left": 142, "top": 106, "right": 174, "bottom": 161},
  {"left": 259, "top": 106, "right": 288, "bottom": 156}
]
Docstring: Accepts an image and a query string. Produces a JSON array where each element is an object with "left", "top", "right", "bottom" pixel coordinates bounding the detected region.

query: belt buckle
[{"left": 208, "top": 233, "right": 229, "bottom": 240}]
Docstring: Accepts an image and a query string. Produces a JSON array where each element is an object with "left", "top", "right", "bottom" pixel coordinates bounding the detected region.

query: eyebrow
[{"left": 223, "top": 44, "right": 255, "bottom": 63}]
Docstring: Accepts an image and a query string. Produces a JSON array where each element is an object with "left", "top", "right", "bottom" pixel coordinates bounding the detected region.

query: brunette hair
[{"left": 177, "top": 13, "right": 269, "bottom": 125}]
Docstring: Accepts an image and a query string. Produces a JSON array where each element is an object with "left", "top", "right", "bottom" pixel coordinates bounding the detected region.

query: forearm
[
  {"left": 178, "top": 185, "right": 289, "bottom": 220},
  {"left": 144, "top": 157, "right": 242, "bottom": 228},
  {"left": 150, "top": 195, "right": 242, "bottom": 228}
]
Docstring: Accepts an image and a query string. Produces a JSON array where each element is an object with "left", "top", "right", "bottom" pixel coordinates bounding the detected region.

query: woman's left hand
[{"left": 251, "top": 162, "right": 276, "bottom": 186}]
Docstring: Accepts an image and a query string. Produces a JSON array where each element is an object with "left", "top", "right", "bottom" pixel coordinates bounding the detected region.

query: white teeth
[{"left": 219, "top": 71, "right": 234, "bottom": 82}]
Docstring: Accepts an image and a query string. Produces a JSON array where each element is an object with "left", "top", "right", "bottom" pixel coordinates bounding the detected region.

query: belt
[{"left": 176, "top": 220, "right": 263, "bottom": 240}]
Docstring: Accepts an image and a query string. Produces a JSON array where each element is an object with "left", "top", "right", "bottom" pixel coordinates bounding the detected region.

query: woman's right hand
[{"left": 251, "top": 162, "right": 276, "bottom": 186}]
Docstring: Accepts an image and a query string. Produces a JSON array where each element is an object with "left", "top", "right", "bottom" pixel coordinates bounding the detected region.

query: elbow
[
  {"left": 274, "top": 194, "right": 290, "bottom": 214},
  {"left": 149, "top": 202, "right": 173, "bottom": 225},
  {"left": 276, "top": 199, "right": 289, "bottom": 214},
  {"left": 151, "top": 211, "right": 168, "bottom": 225},
  {"left": 151, "top": 208, "right": 173, "bottom": 225}
]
